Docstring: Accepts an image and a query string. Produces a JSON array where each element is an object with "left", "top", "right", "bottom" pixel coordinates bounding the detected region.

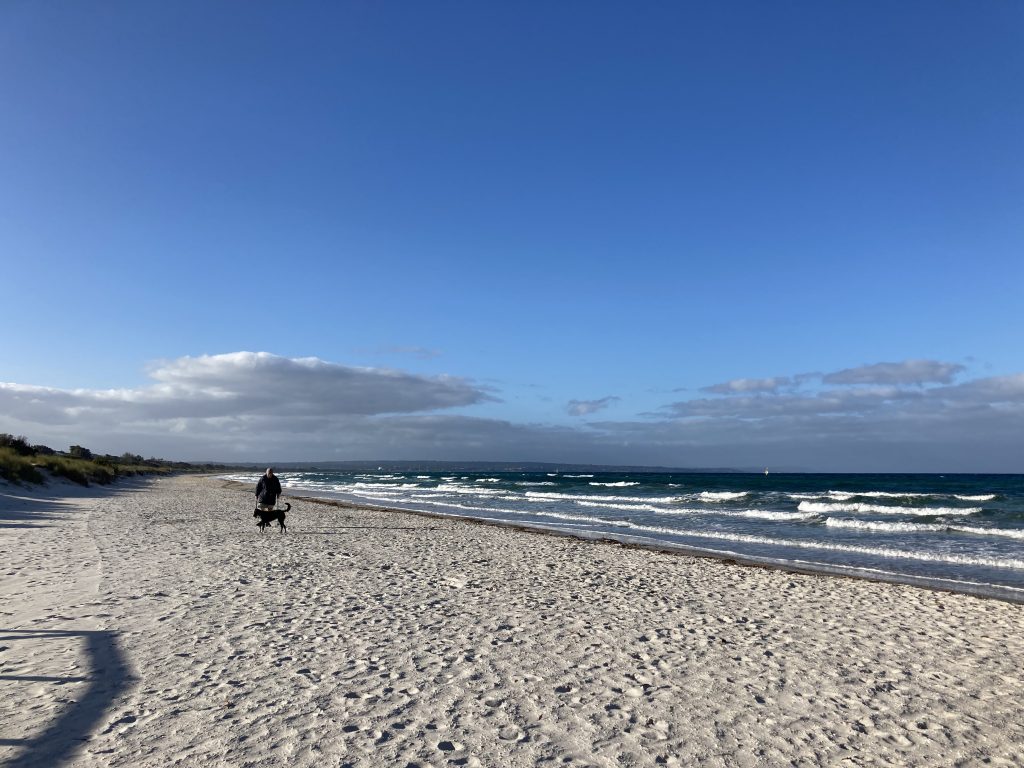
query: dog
[{"left": 253, "top": 502, "right": 290, "bottom": 533}]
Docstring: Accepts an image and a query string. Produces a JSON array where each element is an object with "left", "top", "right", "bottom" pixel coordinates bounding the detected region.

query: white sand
[{"left": 1, "top": 474, "right": 1022, "bottom": 767}]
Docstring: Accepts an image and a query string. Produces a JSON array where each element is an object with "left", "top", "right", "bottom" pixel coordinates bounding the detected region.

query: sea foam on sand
[{"left": 1, "top": 475, "right": 1022, "bottom": 767}]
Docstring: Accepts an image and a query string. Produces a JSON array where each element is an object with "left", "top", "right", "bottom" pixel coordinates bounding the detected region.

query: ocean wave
[
  {"left": 355, "top": 495, "right": 531, "bottom": 518},
  {"left": 828, "top": 490, "right": 933, "bottom": 501},
  {"left": 797, "top": 501, "right": 981, "bottom": 516},
  {"left": 530, "top": 510, "right": 633, "bottom": 527},
  {"left": 429, "top": 485, "right": 508, "bottom": 496},
  {"left": 826, "top": 519, "right": 946, "bottom": 534},
  {"left": 475, "top": 478, "right": 501, "bottom": 483},
  {"left": 826, "top": 518, "right": 1024, "bottom": 540},
  {"left": 300, "top": 489, "right": 1024, "bottom": 571},
  {"left": 517, "top": 481, "right": 556, "bottom": 486},
  {"left": 348, "top": 490, "right": 404, "bottom": 500},
  {"left": 649, "top": 507, "right": 818, "bottom": 522},
  {"left": 397, "top": 483, "right": 506, "bottom": 497},
  {"left": 374, "top": 493, "right": 1024, "bottom": 567},
  {"left": 733, "top": 510, "right": 819, "bottom": 522},
  {"left": 564, "top": 474, "right": 594, "bottom": 478},
  {"left": 698, "top": 491, "right": 749, "bottom": 501},
  {"left": 350, "top": 482, "right": 422, "bottom": 490},
  {"left": 604, "top": 521, "right": 1024, "bottom": 571},
  {"left": 794, "top": 490, "right": 995, "bottom": 504},
  {"left": 590, "top": 481, "right": 640, "bottom": 487},
  {"left": 577, "top": 500, "right": 669, "bottom": 513},
  {"left": 525, "top": 491, "right": 680, "bottom": 503}
]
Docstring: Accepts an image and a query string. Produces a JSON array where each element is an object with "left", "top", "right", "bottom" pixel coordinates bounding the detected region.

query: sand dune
[{"left": 1, "top": 474, "right": 1022, "bottom": 767}]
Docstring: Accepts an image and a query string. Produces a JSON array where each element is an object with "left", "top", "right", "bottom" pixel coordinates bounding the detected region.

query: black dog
[{"left": 253, "top": 502, "right": 290, "bottom": 533}]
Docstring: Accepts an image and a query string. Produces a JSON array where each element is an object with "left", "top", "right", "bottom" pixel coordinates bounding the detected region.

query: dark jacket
[{"left": 256, "top": 474, "right": 282, "bottom": 504}]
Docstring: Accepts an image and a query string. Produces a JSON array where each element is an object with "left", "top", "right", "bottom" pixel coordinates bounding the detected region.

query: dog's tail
[{"left": 281, "top": 502, "right": 291, "bottom": 513}]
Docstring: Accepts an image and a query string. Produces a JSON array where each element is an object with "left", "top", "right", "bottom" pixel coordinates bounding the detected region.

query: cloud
[
  {"left": 0, "top": 352, "right": 491, "bottom": 433},
  {"left": 1, "top": 353, "right": 1022, "bottom": 472},
  {"left": 822, "top": 359, "right": 965, "bottom": 386},
  {"left": 701, "top": 377, "right": 793, "bottom": 395},
  {"left": 634, "top": 365, "right": 1024, "bottom": 470},
  {"left": 567, "top": 396, "right": 620, "bottom": 417}
]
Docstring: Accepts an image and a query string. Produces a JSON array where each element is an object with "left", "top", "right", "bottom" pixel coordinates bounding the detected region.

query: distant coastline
[{"left": 213, "top": 459, "right": 755, "bottom": 474}]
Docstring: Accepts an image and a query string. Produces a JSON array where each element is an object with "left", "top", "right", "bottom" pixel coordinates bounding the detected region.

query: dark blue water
[{"left": 225, "top": 470, "right": 1024, "bottom": 601}]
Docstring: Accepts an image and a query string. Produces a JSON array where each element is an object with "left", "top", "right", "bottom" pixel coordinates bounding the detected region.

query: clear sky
[{"left": 2, "top": 2, "right": 1022, "bottom": 471}]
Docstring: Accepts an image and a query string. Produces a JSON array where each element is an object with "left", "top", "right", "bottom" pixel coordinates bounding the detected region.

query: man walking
[{"left": 255, "top": 467, "right": 283, "bottom": 511}]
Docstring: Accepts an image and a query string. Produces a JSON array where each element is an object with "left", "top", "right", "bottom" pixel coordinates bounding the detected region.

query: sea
[{"left": 224, "top": 470, "right": 1024, "bottom": 602}]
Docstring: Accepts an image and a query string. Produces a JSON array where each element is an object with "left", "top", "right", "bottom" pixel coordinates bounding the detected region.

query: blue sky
[{"left": 1, "top": 2, "right": 1022, "bottom": 470}]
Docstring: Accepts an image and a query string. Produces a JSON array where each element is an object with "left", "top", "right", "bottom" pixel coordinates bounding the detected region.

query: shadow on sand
[
  {"left": 0, "top": 480, "right": 152, "bottom": 529},
  {"left": 286, "top": 525, "right": 437, "bottom": 533},
  {"left": 0, "top": 628, "right": 134, "bottom": 768}
]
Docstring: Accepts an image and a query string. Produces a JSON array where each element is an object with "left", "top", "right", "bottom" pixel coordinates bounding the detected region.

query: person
[{"left": 255, "top": 467, "right": 283, "bottom": 511}]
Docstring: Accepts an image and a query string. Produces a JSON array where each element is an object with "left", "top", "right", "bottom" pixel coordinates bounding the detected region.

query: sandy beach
[{"left": 2, "top": 474, "right": 1022, "bottom": 768}]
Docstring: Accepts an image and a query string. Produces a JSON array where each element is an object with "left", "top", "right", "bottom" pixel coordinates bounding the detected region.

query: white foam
[
  {"left": 826, "top": 519, "right": 946, "bottom": 534},
  {"left": 350, "top": 481, "right": 422, "bottom": 490},
  {"left": 348, "top": 490, "right": 404, "bottom": 500},
  {"left": 955, "top": 494, "right": 996, "bottom": 501},
  {"left": 798, "top": 501, "right": 981, "bottom": 516},
  {"left": 525, "top": 491, "right": 680, "bottom": 504},
  {"left": 475, "top": 478, "right": 501, "bottom": 483},
  {"left": 590, "top": 481, "right": 640, "bottom": 487},
  {"left": 517, "top": 481, "right": 556, "bottom": 486},
  {"left": 310, "top": 490, "right": 1024, "bottom": 571},
  {"left": 576, "top": 500, "right": 670, "bottom": 514},
  {"left": 429, "top": 485, "right": 508, "bottom": 496},
  {"left": 828, "top": 490, "right": 932, "bottom": 500},
  {"left": 733, "top": 510, "right": 819, "bottom": 522},
  {"left": 650, "top": 507, "right": 818, "bottom": 522},
  {"left": 564, "top": 474, "right": 594, "bottom": 478},
  {"left": 699, "top": 491, "right": 749, "bottom": 501},
  {"left": 952, "top": 525, "right": 1024, "bottom": 540},
  {"left": 826, "top": 518, "right": 1024, "bottom": 540},
  {"left": 606, "top": 521, "right": 1024, "bottom": 571},
  {"left": 531, "top": 510, "right": 633, "bottom": 527}
]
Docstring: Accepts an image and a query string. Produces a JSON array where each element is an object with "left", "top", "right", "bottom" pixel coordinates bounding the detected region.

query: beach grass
[
  {"left": 0, "top": 433, "right": 234, "bottom": 487},
  {"left": 0, "top": 445, "right": 177, "bottom": 486},
  {"left": 0, "top": 447, "right": 47, "bottom": 484}
]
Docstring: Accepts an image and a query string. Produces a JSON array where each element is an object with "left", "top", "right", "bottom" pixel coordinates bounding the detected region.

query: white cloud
[
  {"left": 566, "top": 396, "right": 620, "bottom": 417},
  {"left": 701, "top": 377, "right": 793, "bottom": 395},
  {"left": 0, "top": 351, "right": 491, "bottom": 437},
  {"left": 2, "top": 354, "right": 1022, "bottom": 472},
  {"left": 822, "top": 359, "right": 965, "bottom": 386}
]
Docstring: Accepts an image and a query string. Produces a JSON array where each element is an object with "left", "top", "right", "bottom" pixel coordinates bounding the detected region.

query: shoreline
[
  {"left": 3, "top": 474, "right": 1023, "bottom": 766},
  {"left": 219, "top": 478, "right": 1024, "bottom": 605}
]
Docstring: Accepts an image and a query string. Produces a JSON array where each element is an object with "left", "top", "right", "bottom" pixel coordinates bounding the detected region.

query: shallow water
[{"left": 224, "top": 470, "right": 1024, "bottom": 601}]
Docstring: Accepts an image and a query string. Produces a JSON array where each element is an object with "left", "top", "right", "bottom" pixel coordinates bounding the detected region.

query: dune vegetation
[{"left": 0, "top": 434, "right": 225, "bottom": 486}]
